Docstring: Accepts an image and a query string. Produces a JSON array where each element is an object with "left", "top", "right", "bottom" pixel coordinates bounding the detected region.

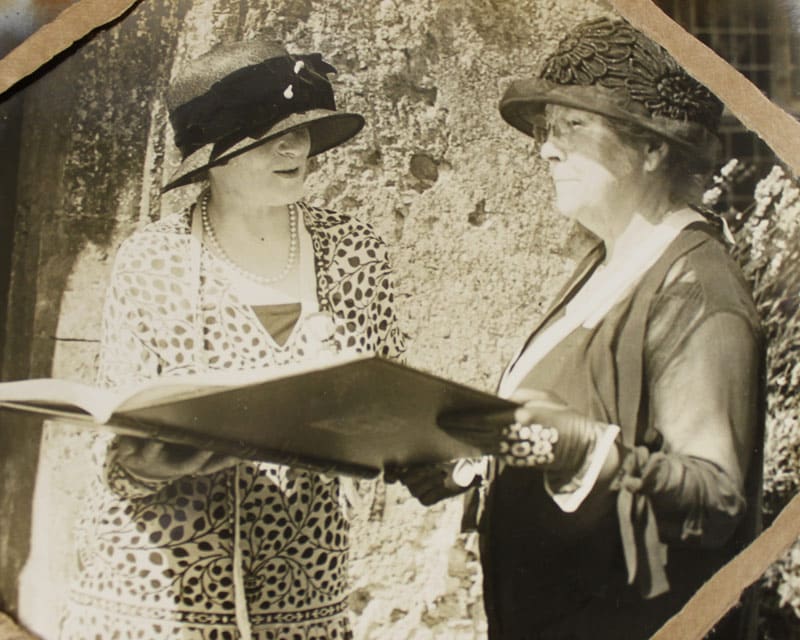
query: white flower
[
  {"left": 293, "top": 60, "right": 305, "bottom": 74},
  {"left": 755, "top": 166, "right": 787, "bottom": 201},
  {"left": 720, "top": 158, "right": 739, "bottom": 178},
  {"left": 768, "top": 252, "right": 785, "bottom": 277},
  {"left": 702, "top": 186, "right": 723, "bottom": 206},
  {"left": 777, "top": 185, "right": 800, "bottom": 219}
]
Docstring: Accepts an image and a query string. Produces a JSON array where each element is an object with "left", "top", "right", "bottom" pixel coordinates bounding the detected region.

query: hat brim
[
  {"left": 162, "top": 109, "right": 365, "bottom": 192},
  {"left": 499, "top": 79, "right": 720, "bottom": 170}
]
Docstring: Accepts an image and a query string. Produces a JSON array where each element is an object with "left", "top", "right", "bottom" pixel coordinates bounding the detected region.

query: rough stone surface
[{"left": 1, "top": 1, "right": 611, "bottom": 637}]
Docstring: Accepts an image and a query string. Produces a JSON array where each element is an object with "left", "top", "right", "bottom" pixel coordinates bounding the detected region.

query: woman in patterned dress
[
  {"left": 59, "top": 37, "right": 405, "bottom": 640},
  {"left": 397, "top": 18, "right": 763, "bottom": 640}
]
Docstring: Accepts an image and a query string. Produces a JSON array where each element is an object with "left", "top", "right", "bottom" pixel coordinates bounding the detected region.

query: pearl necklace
[{"left": 200, "top": 190, "right": 299, "bottom": 285}]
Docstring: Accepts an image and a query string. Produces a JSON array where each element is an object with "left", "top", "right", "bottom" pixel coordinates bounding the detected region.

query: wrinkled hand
[
  {"left": 115, "top": 437, "right": 240, "bottom": 483},
  {"left": 439, "top": 389, "right": 600, "bottom": 473},
  {"left": 385, "top": 461, "right": 476, "bottom": 506}
]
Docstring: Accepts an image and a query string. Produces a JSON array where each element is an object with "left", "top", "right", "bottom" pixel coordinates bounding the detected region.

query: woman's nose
[
  {"left": 539, "top": 137, "right": 565, "bottom": 162},
  {"left": 277, "top": 130, "right": 310, "bottom": 156}
]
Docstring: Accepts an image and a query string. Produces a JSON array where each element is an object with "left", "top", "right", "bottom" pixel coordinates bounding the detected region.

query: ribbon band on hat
[
  {"left": 161, "top": 43, "right": 364, "bottom": 193},
  {"left": 500, "top": 81, "right": 721, "bottom": 172},
  {"left": 170, "top": 53, "right": 337, "bottom": 160}
]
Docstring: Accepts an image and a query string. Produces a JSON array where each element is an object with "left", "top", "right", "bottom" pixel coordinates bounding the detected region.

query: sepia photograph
[{"left": 0, "top": 1, "right": 799, "bottom": 639}]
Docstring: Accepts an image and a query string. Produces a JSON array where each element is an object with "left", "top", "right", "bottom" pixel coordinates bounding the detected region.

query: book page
[
  {"left": 0, "top": 377, "right": 116, "bottom": 422},
  {"left": 0, "top": 351, "right": 372, "bottom": 422}
]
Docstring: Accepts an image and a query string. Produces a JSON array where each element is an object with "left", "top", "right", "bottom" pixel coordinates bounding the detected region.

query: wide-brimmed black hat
[
  {"left": 162, "top": 39, "right": 365, "bottom": 192},
  {"left": 499, "top": 17, "right": 723, "bottom": 170}
]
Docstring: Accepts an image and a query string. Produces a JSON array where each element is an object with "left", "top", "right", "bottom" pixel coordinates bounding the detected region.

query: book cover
[{"left": 0, "top": 354, "right": 515, "bottom": 477}]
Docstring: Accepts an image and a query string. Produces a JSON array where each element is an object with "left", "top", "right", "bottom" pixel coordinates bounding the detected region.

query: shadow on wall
[{"left": 0, "top": 0, "right": 195, "bottom": 617}]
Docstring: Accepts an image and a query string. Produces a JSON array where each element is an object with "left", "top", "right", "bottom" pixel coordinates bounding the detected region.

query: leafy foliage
[{"left": 708, "top": 163, "right": 800, "bottom": 632}]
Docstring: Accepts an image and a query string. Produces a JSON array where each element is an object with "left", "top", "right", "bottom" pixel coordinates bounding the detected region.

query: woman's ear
[{"left": 643, "top": 139, "right": 670, "bottom": 173}]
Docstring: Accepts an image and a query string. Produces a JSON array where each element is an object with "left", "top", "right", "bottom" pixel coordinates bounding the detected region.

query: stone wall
[{"left": 1, "top": 0, "right": 611, "bottom": 637}]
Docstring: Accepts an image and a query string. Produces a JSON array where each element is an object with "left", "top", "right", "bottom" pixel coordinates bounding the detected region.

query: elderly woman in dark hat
[
  {"left": 399, "top": 17, "right": 763, "bottom": 640},
  {"left": 59, "top": 38, "right": 405, "bottom": 640}
]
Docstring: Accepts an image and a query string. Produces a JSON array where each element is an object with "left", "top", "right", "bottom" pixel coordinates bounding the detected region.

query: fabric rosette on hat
[
  {"left": 499, "top": 17, "right": 724, "bottom": 172},
  {"left": 162, "top": 39, "right": 365, "bottom": 192}
]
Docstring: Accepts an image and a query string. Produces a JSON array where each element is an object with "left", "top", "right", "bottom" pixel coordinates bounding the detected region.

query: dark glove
[
  {"left": 439, "top": 389, "right": 602, "bottom": 475},
  {"left": 385, "top": 460, "right": 481, "bottom": 506}
]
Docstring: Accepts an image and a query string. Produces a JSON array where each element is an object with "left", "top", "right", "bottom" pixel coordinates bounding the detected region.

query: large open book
[{"left": 0, "top": 354, "right": 515, "bottom": 477}]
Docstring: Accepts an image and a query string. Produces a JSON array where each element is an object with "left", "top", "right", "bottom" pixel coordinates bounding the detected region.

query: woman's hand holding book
[{"left": 115, "top": 436, "right": 240, "bottom": 482}]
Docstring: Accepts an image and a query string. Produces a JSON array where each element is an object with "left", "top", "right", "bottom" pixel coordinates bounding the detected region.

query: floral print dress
[{"left": 59, "top": 203, "right": 406, "bottom": 640}]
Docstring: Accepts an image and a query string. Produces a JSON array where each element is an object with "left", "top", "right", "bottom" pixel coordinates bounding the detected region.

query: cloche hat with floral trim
[
  {"left": 162, "top": 38, "right": 365, "bottom": 192},
  {"left": 499, "top": 17, "right": 724, "bottom": 170}
]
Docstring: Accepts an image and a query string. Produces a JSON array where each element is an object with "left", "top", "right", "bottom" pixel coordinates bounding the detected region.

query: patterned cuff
[{"left": 544, "top": 423, "right": 620, "bottom": 513}]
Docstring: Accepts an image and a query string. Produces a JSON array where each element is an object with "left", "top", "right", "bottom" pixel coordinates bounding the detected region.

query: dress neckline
[{"left": 499, "top": 208, "right": 706, "bottom": 398}]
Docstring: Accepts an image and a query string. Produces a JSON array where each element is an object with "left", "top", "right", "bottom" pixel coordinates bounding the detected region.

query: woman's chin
[
  {"left": 284, "top": 186, "right": 306, "bottom": 203},
  {"left": 262, "top": 183, "right": 306, "bottom": 205},
  {"left": 553, "top": 197, "right": 602, "bottom": 225}
]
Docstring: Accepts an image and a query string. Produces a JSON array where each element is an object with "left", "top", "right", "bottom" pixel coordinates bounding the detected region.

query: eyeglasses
[
  {"left": 530, "top": 109, "right": 606, "bottom": 151},
  {"left": 530, "top": 112, "right": 595, "bottom": 151}
]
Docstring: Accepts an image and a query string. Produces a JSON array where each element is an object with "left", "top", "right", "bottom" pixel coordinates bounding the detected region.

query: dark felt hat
[
  {"left": 162, "top": 39, "right": 364, "bottom": 192},
  {"left": 499, "top": 17, "right": 723, "bottom": 170}
]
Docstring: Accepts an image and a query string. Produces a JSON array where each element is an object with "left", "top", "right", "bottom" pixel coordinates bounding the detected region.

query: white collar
[
  {"left": 567, "top": 207, "right": 703, "bottom": 327},
  {"left": 498, "top": 208, "right": 704, "bottom": 398},
  {"left": 604, "top": 207, "right": 703, "bottom": 272}
]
